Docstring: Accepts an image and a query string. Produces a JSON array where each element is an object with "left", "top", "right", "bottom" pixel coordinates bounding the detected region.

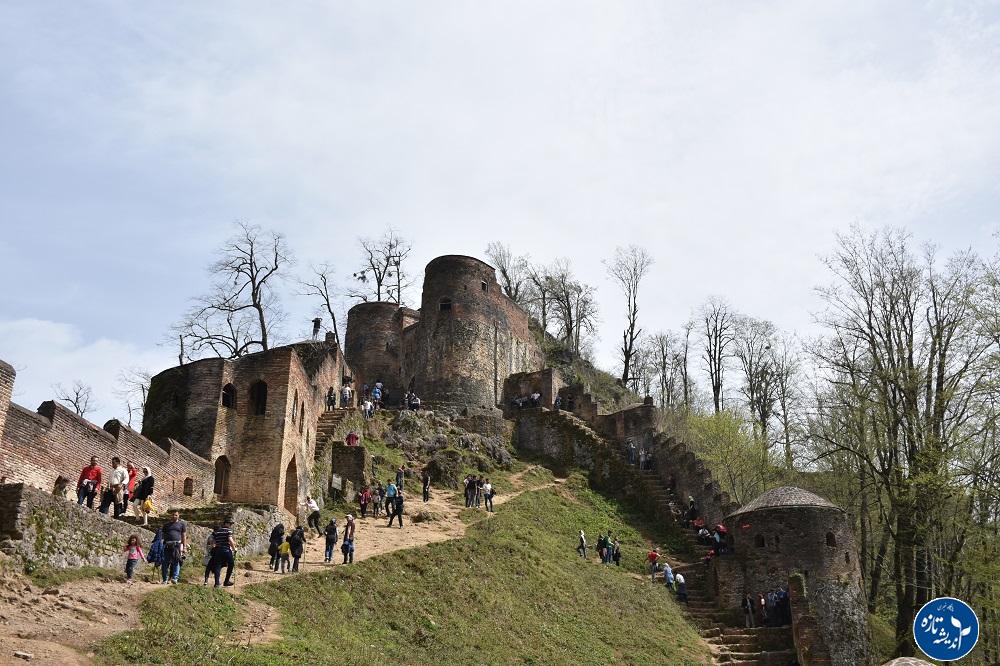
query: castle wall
[
  {"left": 406, "top": 255, "right": 543, "bottom": 408},
  {"left": 0, "top": 392, "right": 213, "bottom": 508},
  {"left": 502, "top": 368, "right": 562, "bottom": 416},
  {"left": 344, "top": 302, "right": 402, "bottom": 400},
  {"left": 143, "top": 358, "right": 225, "bottom": 459},
  {"left": 0, "top": 361, "right": 14, "bottom": 474}
]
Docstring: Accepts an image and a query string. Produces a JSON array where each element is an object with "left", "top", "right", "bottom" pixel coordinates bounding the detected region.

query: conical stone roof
[{"left": 727, "top": 486, "right": 841, "bottom": 519}]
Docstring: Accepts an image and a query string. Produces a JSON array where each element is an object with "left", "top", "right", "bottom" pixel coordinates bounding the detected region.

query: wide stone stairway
[
  {"left": 315, "top": 408, "right": 351, "bottom": 446},
  {"left": 603, "top": 427, "right": 797, "bottom": 665}
]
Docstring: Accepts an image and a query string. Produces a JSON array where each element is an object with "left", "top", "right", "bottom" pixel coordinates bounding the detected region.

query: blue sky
[{"left": 1, "top": 1, "right": 999, "bottom": 424}]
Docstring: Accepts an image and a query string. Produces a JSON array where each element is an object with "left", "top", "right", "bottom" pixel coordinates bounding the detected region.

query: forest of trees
[{"left": 97, "top": 222, "right": 999, "bottom": 662}]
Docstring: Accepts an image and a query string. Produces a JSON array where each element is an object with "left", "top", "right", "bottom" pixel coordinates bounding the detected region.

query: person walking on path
[
  {"left": 209, "top": 517, "right": 237, "bottom": 587},
  {"left": 323, "top": 518, "right": 338, "bottom": 562},
  {"left": 288, "top": 526, "right": 305, "bottom": 572},
  {"left": 675, "top": 572, "right": 688, "bottom": 604},
  {"left": 647, "top": 548, "right": 661, "bottom": 583},
  {"left": 161, "top": 511, "right": 187, "bottom": 584},
  {"left": 358, "top": 486, "right": 371, "bottom": 520},
  {"left": 474, "top": 475, "right": 484, "bottom": 508},
  {"left": 395, "top": 466, "right": 405, "bottom": 491},
  {"left": 373, "top": 482, "right": 385, "bottom": 518},
  {"left": 483, "top": 478, "right": 494, "bottom": 512},
  {"left": 421, "top": 470, "right": 431, "bottom": 503},
  {"left": 268, "top": 524, "right": 285, "bottom": 572},
  {"left": 132, "top": 467, "right": 154, "bottom": 525},
  {"left": 305, "top": 496, "right": 323, "bottom": 535},
  {"left": 76, "top": 456, "right": 102, "bottom": 509},
  {"left": 124, "top": 535, "right": 143, "bottom": 584},
  {"left": 576, "top": 530, "right": 587, "bottom": 558},
  {"left": 463, "top": 475, "right": 473, "bottom": 508},
  {"left": 663, "top": 561, "right": 674, "bottom": 589},
  {"left": 326, "top": 388, "right": 336, "bottom": 412},
  {"left": 342, "top": 515, "right": 356, "bottom": 564},
  {"left": 612, "top": 539, "right": 622, "bottom": 566},
  {"left": 385, "top": 479, "right": 398, "bottom": 515},
  {"left": 278, "top": 540, "right": 291, "bottom": 573},
  {"left": 388, "top": 491, "right": 405, "bottom": 528}
]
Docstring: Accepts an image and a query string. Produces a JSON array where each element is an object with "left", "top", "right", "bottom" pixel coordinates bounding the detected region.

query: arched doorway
[
  {"left": 214, "top": 456, "right": 231, "bottom": 498},
  {"left": 284, "top": 457, "right": 298, "bottom": 514}
]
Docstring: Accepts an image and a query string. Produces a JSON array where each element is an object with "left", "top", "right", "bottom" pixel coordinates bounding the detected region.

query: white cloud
[
  {"left": 1, "top": 1, "right": 1000, "bottom": 376},
  {"left": 0, "top": 319, "right": 172, "bottom": 426}
]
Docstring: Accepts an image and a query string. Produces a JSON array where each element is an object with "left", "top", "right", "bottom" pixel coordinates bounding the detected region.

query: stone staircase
[
  {"left": 315, "top": 409, "right": 351, "bottom": 449},
  {"left": 601, "top": 433, "right": 797, "bottom": 665}
]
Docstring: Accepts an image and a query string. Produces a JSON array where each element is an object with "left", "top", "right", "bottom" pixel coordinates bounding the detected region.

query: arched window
[
  {"left": 299, "top": 404, "right": 305, "bottom": 434},
  {"left": 214, "top": 456, "right": 231, "bottom": 497},
  {"left": 826, "top": 532, "right": 837, "bottom": 547},
  {"left": 481, "top": 280, "right": 488, "bottom": 292},
  {"left": 183, "top": 478, "right": 194, "bottom": 496},
  {"left": 439, "top": 298, "right": 452, "bottom": 312},
  {"left": 291, "top": 390, "right": 298, "bottom": 422},
  {"left": 221, "top": 384, "right": 236, "bottom": 408},
  {"left": 250, "top": 380, "right": 268, "bottom": 415},
  {"left": 754, "top": 534, "right": 765, "bottom": 548}
]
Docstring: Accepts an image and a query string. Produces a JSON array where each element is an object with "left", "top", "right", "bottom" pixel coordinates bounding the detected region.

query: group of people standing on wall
[
  {"left": 72, "top": 455, "right": 156, "bottom": 525},
  {"left": 463, "top": 474, "right": 495, "bottom": 511}
]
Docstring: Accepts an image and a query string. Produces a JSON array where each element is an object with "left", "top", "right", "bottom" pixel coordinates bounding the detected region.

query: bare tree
[
  {"left": 651, "top": 332, "right": 680, "bottom": 408},
  {"left": 525, "top": 263, "right": 554, "bottom": 334},
  {"left": 733, "top": 316, "right": 779, "bottom": 446},
  {"left": 173, "top": 221, "right": 291, "bottom": 360},
  {"left": 485, "top": 242, "right": 529, "bottom": 305},
  {"left": 114, "top": 367, "right": 152, "bottom": 428},
  {"left": 298, "top": 263, "right": 343, "bottom": 347},
  {"left": 771, "top": 335, "right": 804, "bottom": 469},
  {"left": 549, "top": 259, "right": 599, "bottom": 355},
  {"left": 605, "top": 246, "right": 654, "bottom": 387},
  {"left": 702, "top": 297, "right": 736, "bottom": 413},
  {"left": 54, "top": 380, "right": 96, "bottom": 417},
  {"left": 679, "top": 318, "right": 695, "bottom": 408},
  {"left": 349, "top": 229, "right": 412, "bottom": 304}
]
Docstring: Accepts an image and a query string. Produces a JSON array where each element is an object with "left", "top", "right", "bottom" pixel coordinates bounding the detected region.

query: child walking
[
  {"left": 278, "top": 540, "right": 291, "bottom": 573},
  {"left": 124, "top": 534, "right": 144, "bottom": 584}
]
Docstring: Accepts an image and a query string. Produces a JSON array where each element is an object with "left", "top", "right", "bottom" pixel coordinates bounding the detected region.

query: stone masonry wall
[
  {"left": 502, "top": 368, "right": 562, "bottom": 417},
  {"left": 344, "top": 301, "right": 402, "bottom": 399},
  {"left": 0, "top": 361, "right": 14, "bottom": 476},
  {"left": 1, "top": 392, "right": 214, "bottom": 509},
  {"left": 0, "top": 483, "right": 157, "bottom": 569}
]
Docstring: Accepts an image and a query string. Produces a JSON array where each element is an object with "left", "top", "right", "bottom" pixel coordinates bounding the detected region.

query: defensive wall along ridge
[{"left": 510, "top": 390, "right": 868, "bottom": 666}]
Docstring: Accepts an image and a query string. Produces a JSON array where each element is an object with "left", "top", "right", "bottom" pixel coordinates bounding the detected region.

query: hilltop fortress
[
  {"left": 0, "top": 255, "right": 544, "bottom": 513},
  {"left": 0, "top": 252, "right": 867, "bottom": 665}
]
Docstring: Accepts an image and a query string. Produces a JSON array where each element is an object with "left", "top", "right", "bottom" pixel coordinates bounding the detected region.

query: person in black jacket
[
  {"left": 131, "top": 467, "right": 155, "bottom": 525},
  {"left": 288, "top": 526, "right": 305, "bottom": 572},
  {"left": 388, "top": 491, "right": 405, "bottom": 528},
  {"left": 268, "top": 524, "right": 285, "bottom": 572},
  {"left": 323, "top": 518, "right": 338, "bottom": 563}
]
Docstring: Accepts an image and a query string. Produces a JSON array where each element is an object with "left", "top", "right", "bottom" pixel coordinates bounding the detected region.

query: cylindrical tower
[
  {"left": 344, "top": 302, "right": 402, "bottom": 399},
  {"left": 410, "top": 255, "right": 531, "bottom": 408}
]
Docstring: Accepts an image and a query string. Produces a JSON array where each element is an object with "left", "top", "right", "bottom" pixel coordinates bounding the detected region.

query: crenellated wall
[{"left": 1, "top": 373, "right": 214, "bottom": 508}]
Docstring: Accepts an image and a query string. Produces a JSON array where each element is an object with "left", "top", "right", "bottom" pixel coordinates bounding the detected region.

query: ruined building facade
[{"left": 0, "top": 254, "right": 542, "bottom": 515}]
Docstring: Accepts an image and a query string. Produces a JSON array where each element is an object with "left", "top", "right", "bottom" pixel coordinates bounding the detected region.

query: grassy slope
[{"left": 99, "top": 478, "right": 710, "bottom": 666}]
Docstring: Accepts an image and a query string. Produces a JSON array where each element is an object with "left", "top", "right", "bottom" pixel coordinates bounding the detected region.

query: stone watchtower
[
  {"left": 714, "top": 486, "right": 868, "bottom": 666},
  {"left": 344, "top": 301, "right": 404, "bottom": 397}
]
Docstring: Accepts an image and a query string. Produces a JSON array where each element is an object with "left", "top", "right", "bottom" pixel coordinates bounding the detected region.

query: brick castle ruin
[{"left": 0, "top": 253, "right": 867, "bottom": 665}]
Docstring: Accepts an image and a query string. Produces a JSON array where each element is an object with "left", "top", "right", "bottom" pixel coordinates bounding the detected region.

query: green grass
[
  {"left": 28, "top": 564, "right": 118, "bottom": 588},
  {"left": 96, "top": 477, "right": 710, "bottom": 665}
]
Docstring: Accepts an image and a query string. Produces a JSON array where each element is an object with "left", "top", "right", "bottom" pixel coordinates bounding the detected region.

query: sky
[{"left": 1, "top": 1, "right": 999, "bottom": 425}]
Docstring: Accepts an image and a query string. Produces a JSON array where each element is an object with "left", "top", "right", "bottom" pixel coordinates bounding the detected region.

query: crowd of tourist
[
  {"left": 462, "top": 474, "right": 496, "bottom": 511},
  {"left": 72, "top": 455, "right": 156, "bottom": 525}
]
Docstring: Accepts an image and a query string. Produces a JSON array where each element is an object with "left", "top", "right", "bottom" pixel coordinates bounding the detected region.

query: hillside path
[{"left": 0, "top": 466, "right": 559, "bottom": 663}]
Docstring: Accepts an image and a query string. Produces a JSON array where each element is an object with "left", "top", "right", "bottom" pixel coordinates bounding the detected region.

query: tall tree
[
  {"left": 651, "top": 331, "right": 680, "bottom": 408},
  {"left": 298, "top": 263, "right": 343, "bottom": 347},
  {"left": 174, "top": 222, "right": 291, "bottom": 360},
  {"left": 114, "top": 367, "right": 151, "bottom": 428},
  {"left": 605, "top": 246, "right": 654, "bottom": 387},
  {"left": 734, "top": 316, "right": 779, "bottom": 446},
  {"left": 525, "top": 263, "right": 554, "bottom": 334},
  {"left": 349, "top": 229, "right": 412, "bottom": 304},
  {"left": 679, "top": 318, "right": 695, "bottom": 408},
  {"left": 702, "top": 297, "right": 736, "bottom": 413},
  {"left": 485, "top": 242, "right": 529, "bottom": 305}
]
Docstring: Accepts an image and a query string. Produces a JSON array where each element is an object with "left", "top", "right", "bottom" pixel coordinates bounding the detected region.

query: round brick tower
[
  {"left": 344, "top": 301, "right": 401, "bottom": 400},
  {"left": 722, "top": 486, "right": 868, "bottom": 666},
  {"left": 409, "top": 255, "right": 536, "bottom": 408}
]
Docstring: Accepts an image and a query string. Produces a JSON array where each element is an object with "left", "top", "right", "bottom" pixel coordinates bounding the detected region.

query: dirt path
[
  {"left": 0, "top": 467, "right": 559, "bottom": 662},
  {"left": 229, "top": 467, "right": 561, "bottom": 645}
]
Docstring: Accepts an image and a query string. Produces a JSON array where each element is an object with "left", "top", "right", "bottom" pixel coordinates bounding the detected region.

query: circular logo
[{"left": 913, "top": 596, "right": 979, "bottom": 661}]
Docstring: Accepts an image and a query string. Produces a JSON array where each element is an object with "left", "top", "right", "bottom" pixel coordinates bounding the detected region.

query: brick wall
[
  {"left": 329, "top": 443, "right": 369, "bottom": 500},
  {"left": 502, "top": 368, "right": 562, "bottom": 416},
  {"left": 344, "top": 302, "right": 402, "bottom": 400},
  {"left": 0, "top": 361, "right": 14, "bottom": 474},
  {"left": 1, "top": 395, "right": 214, "bottom": 508}
]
